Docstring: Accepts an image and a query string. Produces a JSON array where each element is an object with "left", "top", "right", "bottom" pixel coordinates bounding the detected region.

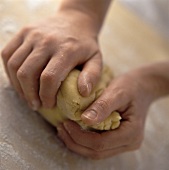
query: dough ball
[{"left": 38, "top": 65, "right": 121, "bottom": 131}]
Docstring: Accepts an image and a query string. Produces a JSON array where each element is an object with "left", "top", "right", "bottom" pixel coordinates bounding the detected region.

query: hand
[
  {"left": 57, "top": 71, "right": 154, "bottom": 159},
  {"left": 1, "top": 11, "right": 102, "bottom": 110}
]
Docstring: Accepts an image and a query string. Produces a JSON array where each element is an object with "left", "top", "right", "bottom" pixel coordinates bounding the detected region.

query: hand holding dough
[{"left": 38, "top": 66, "right": 121, "bottom": 131}]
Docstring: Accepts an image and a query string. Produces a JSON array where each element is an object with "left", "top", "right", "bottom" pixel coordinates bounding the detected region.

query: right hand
[
  {"left": 57, "top": 70, "right": 154, "bottom": 159},
  {"left": 1, "top": 10, "right": 102, "bottom": 110}
]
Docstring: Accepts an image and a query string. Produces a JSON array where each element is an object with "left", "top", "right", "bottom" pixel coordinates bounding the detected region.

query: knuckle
[
  {"left": 60, "top": 41, "right": 78, "bottom": 55},
  {"left": 94, "top": 99, "right": 109, "bottom": 113},
  {"left": 69, "top": 43, "right": 78, "bottom": 54},
  {"left": 1, "top": 48, "right": 8, "bottom": 59},
  {"left": 42, "top": 35, "right": 54, "bottom": 45},
  {"left": 17, "top": 69, "right": 29, "bottom": 80},
  {"left": 63, "top": 37, "right": 78, "bottom": 47},
  {"left": 29, "top": 30, "right": 42, "bottom": 38},
  {"left": 7, "top": 59, "right": 19, "bottom": 71},
  {"left": 40, "top": 71, "right": 56, "bottom": 84},
  {"left": 21, "top": 26, "right": 33, "bottom": 34}
]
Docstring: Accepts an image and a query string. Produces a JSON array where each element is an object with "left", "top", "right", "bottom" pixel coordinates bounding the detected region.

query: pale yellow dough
[{"left": 38, "top": 66, "right": 121, "bottom": 131}]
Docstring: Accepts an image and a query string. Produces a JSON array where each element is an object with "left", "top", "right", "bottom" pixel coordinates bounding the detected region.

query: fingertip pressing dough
[{"left": 38, "top": 66, "right": 121, "bottom": 131}]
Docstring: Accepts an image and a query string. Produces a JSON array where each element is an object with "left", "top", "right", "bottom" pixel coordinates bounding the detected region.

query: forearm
[
  {"left": 58, "top": 0, "right": 112, "bottom": 34},
  {"left": 132, "top": 61, "right": 169, "bottom": 102}
]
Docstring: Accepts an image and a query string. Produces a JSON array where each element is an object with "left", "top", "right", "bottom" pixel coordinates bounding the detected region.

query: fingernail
[
  {"left": 57, "top": 128, "right": 62, "bottom": 138},
  {"left": 57, "top": 126, "right": 64, "bottom": 137},
  {"left": 31, "top": 100, "right": 40, "bottom": 111},
  {"left": 63, "top": 122, "right": 70, "bottom": 131},
  {"left": 83, "top": 110, "right": 97, "bottom": 120},
  {"left": 63, "top": 121, "right": 68, "bottom": 127},
  {"left": 79, "top": 83, "right": 92, "bottom": 96},
  {"left": 86, "top": 83, "right": 92, "bottom": 95},
  {"left": 57, "top": 126, "right": 62, "bottom": 133}
]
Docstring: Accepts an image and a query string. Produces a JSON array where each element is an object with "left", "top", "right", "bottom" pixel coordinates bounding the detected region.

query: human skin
[
  {"left": 2, "top": 0, "right": 169, "bottom": 159},
  {"left": 1, "top": 0, "right": 111, "bottom": 110},
  {"left": 57, "top": 61, "right": 169, "bottom": 159}
]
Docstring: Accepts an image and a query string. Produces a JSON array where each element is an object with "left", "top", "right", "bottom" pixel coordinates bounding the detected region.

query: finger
[
  {"left": 81, "top": 81, "right": 129, "bottom": 125},
  {"left": 90, "top": 142, "right": 140, "bottom": 160},
  {"left": 92, "top": 142, "right": 140, "bottom": 160},
  {"left": 1, "top": 31, "right": 24, "bottom": 76},
  {"left": 63, "top": 120, "right": 134, "bottom": 151},
  {"left": 17, "top": 49, "right": 50, "bottom": 110},
  {"left": 7, "top": 41, "right": 33, "bottom": 96},
  {"left": 1, "top": 30, "right": 24, "bottom": 63},
  {"left": 39, "top": 53, "right": 74, "bottom": 108},
  {"left": 57, "top": 123, "right": 137, "bottom": 160},
  {"left": 63, "top": 120, "right": 105, "bottom": 150},
  {"left": 57, "top": 124, "right": 97, "bottom": 158},
  {"left": 78, "top": 51, "right": 102, "bottom": 97}
]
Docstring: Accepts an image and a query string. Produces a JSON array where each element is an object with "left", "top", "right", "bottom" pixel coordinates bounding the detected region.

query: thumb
[
  {"left": 81, "top": 85, "right": 128, "bottom": 125},
  {"left": 78, "top": 51, "right": 102, "bottom": 97}
]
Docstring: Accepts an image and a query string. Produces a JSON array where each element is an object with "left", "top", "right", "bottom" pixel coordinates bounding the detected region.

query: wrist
[
  {"left": 129, "top": 62, "right": 169, "bottom": 103},
  {"left": 57, "top": 8, "right": 100, "bottom": 35},
  {"left": 57, "top": 0, "right": 111, "bottom": 34}
]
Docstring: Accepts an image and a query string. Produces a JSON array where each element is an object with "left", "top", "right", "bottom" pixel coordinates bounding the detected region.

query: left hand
[
  {"left": 1, "top": 11, "right": 102, "bottom": 110},
  {"left": 57, "top": 71, "right": 154, "bottom": 159}
]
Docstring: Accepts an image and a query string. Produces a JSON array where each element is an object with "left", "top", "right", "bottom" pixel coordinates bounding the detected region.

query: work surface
[{"left": 0, "top": 1, "right": 169, "bottom": 170}]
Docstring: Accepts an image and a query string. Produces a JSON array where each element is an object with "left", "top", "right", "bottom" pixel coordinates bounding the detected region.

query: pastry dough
[{"left": 38, "top": 66, "right": 121, "bottom": 131}]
